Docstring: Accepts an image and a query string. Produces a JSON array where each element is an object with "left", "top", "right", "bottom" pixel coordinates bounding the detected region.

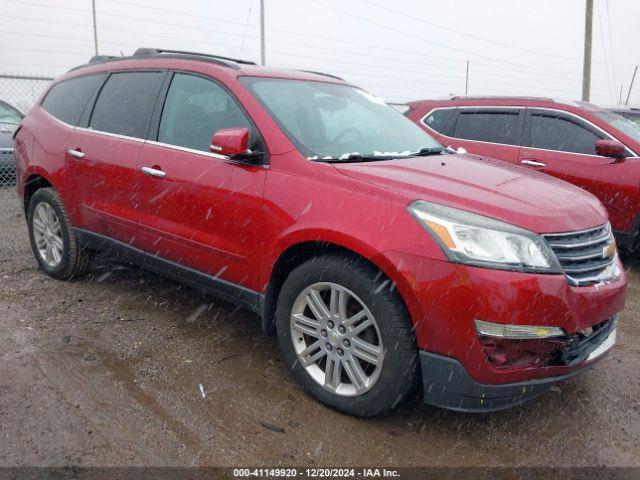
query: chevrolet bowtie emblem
[{"left": 603, "top": 240, "right": 617, "bottom": 259}]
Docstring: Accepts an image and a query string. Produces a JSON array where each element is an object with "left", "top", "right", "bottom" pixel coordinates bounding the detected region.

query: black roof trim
[
  {"left": 89, "top": 55, "right": 119, "bottom": 64},
  {"left": 450, "top": 95, "right": 555, "bottom": 101},
  {"left": 69, "top": 48, "right": 256, "bottom": 72},
  {"left": 134, "top": 48, "right": 255, "bottom": 68}
]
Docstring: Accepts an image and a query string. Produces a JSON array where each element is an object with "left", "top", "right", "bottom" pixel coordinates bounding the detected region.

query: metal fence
[{"left": 0, "top": 73, "right": 53, "bottom": 186}]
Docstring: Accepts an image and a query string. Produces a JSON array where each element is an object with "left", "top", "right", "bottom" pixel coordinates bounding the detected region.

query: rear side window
[
  {"left": 529, "top": 112, "right": 601, "bottom": 155},
  {"left": 90, "top": 72, "right": 163, "bottom": 138},
  {"left": 158, "top": 73, "right": 253, "bottom": 152},
  {"left": 453, "top": 109, "right": 521, "bottom": 145},
  {"left": 41, "top": 74, "right": 105, "bottom": 126},
  {"left": 423, "top": 108, "right": 455, "bottom": 134}
]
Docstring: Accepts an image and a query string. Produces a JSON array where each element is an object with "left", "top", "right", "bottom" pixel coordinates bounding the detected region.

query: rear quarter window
[
  {"left": 41, "top": 74, "right": 106, "bottom": 126},
  {"left": 422, "top": 108, "right": 455, "bottom": 134},
  {"left": 89, "top": 71, "right": 163, "bottom": 138}
]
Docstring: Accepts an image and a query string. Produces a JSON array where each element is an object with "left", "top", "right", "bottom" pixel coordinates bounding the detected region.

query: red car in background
[{"left": 406, "top": 96, "right": 640, "bottom": 251}]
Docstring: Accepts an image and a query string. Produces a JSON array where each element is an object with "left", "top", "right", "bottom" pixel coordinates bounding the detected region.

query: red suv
[
  {"left": 406, "top": 96, "right": 640, "bottom": 251},
  {"left": 14, "top": 49, "right": 625, "bottom": 416}
]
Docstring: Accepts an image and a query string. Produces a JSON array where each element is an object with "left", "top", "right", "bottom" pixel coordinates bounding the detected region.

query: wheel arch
[
  {"left": 22, "top": 171, "right": 54, "bottom": 214},
  {"left": 261, "top": 237, "right": 411, "bottom": 337}
]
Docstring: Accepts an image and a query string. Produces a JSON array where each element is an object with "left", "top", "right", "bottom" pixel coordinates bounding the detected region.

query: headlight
[{"left": 407, "top": 201, "right": 561, "bottom": 273}]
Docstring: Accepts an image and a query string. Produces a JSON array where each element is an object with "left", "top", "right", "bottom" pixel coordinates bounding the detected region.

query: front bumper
[
  {"left": 384, "top": 251, "right": 626, "bottom": 385},
  {"left": 420, "top": 322, "right": 616, "bottom": 412}
]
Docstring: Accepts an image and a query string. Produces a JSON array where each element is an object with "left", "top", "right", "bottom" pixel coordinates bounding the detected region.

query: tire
[
  {"left": 27, "top": 187, "right": 92, "bottom": 279},
  {"left": 275, "top": 254, "right": 419, "bottom": 417}
]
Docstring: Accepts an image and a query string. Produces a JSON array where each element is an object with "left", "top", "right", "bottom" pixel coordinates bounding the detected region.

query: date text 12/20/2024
[{"left": 233, "top": 468, "right": 400, "bottom": 478}]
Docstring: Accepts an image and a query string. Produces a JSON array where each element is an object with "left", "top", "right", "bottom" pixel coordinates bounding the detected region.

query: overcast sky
[{"left": 2, "top": 0, "right": 639, "bottom": 105}]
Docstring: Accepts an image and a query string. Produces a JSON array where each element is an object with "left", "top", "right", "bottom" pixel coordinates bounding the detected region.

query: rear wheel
[
  {"left": 276, "top": 254, "right": 419, "bottom": 417},
  {"left": 27, "top": 187, "right": 91, "bottom": 279}
]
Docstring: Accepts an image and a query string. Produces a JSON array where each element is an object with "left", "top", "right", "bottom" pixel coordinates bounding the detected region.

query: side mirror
[
  {"left": 210, "top": 127, "right": 250, "bottom": 156},
  {"left": 596, "top": 139, "right": 626, "bottom": 159},
  {"left": 210, "top": 127, "right": 264, "bottom": 163}
]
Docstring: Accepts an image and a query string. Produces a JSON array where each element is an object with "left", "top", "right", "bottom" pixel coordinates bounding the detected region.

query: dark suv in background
[{"left": 406, "top": 96, "right": 640, "bottom": 252}]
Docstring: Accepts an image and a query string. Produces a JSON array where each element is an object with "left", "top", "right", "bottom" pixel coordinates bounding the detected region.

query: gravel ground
[{"left": 0, "top": 186, "right": 638, "bottom": 467}]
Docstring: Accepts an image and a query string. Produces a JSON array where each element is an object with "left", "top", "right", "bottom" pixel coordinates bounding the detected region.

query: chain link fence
[{"left": 0, "top": 73, "right": 54, "bottom": 186}]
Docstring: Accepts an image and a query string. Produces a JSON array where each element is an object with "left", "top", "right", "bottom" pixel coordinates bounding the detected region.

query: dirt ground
[{"left": 0, "top": 186, "right": 638, "bottom": 468}]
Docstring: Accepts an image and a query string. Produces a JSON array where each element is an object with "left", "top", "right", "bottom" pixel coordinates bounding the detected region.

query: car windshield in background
[
  {"left": 240, "top": 77, "right": 441, "bottom": 160},
  {"left": 0, "top": 102, "right": 22, "bottom": 124},
  {"left": 617, "top": 111, "right": 640, "bottom": 127},
  {"left": 596, "top": 110, "right": 640, "bottom": 144}
]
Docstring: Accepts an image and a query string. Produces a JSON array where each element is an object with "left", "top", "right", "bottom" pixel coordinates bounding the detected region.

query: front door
[
  {"left": 136, "top": 72, "right": 268, "bottom": 291},
  {"left": 519, "top": 108, "right": 638, "bottom": 234}
]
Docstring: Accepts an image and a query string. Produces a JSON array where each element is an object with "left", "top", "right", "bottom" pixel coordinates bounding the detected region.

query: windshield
[
  {"left": 240, "top": 77, "right": 441, "bottom": 159},
  {"left": 596, "top": 109, "right": 640, "bottom": 143},
  {"left": 0, "top": 102, "right": 22, "bottom": 124}
]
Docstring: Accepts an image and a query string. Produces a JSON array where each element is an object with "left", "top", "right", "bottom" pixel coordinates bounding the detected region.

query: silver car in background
[{"left": 0, "top": 100, "right": 22, "bottom": 185}]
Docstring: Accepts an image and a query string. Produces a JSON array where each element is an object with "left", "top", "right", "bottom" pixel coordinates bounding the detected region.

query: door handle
[
  {"left": 521, "top": 159, "right": 546, "bottom": 168},
  {"left": 141, "top": 166, "right": 166, "bottom": 178},
  {"left": 67, "top": 149, "right": 85, "bottom": 159}
]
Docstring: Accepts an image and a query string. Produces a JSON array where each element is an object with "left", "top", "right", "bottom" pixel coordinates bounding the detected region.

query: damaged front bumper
[{"left": 420, "top": 320, "right": 617, "bottom": 412}]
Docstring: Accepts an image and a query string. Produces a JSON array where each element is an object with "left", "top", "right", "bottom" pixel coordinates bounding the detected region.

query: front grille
[
  {"left": 556, "top": 317, "right": 616, "bottom": 366},
  {"left": 542, "top": 223, "right": 616, "bottom": 286}
]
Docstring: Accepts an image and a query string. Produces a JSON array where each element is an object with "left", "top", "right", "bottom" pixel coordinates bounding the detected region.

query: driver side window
[
  {"left": 158, "top": 73, "right": 253, "bottom": 153},
  {"left": 529, "top": 111, "right": 602, "bottom": 155}
]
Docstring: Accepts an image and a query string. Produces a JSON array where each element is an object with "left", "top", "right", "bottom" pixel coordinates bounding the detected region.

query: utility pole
[
  {"left": 465, "top": 61, "right": 469, "bottom": 95},
  {"left": 581, "top": 0, "right": 593, "bottom": 101},
  {"left": 626, "top": 66, "right": 638, "bottom": 106},
  {"left": 260, "top": 0, "right": 266, "bottom": 66},
  {"left": 91, "top": 0, "right": 99, "bottom": 56},
  {"left": 619, "top": 85, "right": 623, "bottom": 105}
]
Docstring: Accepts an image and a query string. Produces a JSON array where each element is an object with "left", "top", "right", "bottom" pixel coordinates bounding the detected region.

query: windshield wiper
[
  {"left": 409, "top": 147, "right": 445, "bottom": 157},
  {"left": 313, "top": 153, "right": 397, "bottom": 163},
  {"left": 312, "top": 147, "right": 446, "bottom": 163}
]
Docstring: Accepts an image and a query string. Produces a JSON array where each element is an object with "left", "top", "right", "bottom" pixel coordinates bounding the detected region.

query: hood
[
  {"left": 333, "top": 153, "right": 607, "bottom": 234},
  {"left": 0, "top": 122, "right": 18, "bottom": 149}
]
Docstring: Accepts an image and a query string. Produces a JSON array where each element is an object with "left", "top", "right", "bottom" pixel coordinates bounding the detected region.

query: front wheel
[{"left": 275, "top": 254, "right": 419, "bottom": 417}]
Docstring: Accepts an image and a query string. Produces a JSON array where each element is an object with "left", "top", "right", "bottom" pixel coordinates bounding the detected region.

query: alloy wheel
[
  {"left": 32, "top": 202, "right": 64, "bottom": 267},
  {"left": 290, "top": 282, "right": 384, "bottom": 396}
]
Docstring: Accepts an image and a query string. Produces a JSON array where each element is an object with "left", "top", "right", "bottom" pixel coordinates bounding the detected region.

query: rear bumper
[{"left": 420, "top": 337, "right": 611, "bottom": 413}]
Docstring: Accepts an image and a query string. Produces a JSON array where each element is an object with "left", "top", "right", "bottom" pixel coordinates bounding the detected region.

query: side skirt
[{"left": 75, "top": 228, "right": 264, "bottom": 315}]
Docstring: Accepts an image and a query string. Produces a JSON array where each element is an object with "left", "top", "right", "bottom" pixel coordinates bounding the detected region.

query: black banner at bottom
[{"left": 0, "top": 467, "right": 638, "bottom": 480}]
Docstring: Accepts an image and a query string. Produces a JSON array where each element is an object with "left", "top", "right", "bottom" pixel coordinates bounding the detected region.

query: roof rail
[
  {"left": 450, "top": 95, "right": 555, "bottom": 101},
  {"left": 133, "top": 48, "right": 256, "bottom": 68},
  {"left": 89, "top": 55, "right": 119, "bottom": 64},
  {"left": 297, "top": 69, "right": 344, "bottom": 81}
]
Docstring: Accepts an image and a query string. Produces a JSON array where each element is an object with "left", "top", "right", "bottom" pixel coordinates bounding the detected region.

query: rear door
[
  {"left": 135, "top": 72, "right": 268, "bottom": 291},
  {"left": 67, "top": 71, "right": 164, "bottom": 243},
  {"left": 519, "top": 108, "right": 637, "bottom": 233},
  {"left": 38, "top": 73, "right": 106, "bottom": 220},
  {"left": 444, "top": 107, "right": 524, "bottom": 163}
]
